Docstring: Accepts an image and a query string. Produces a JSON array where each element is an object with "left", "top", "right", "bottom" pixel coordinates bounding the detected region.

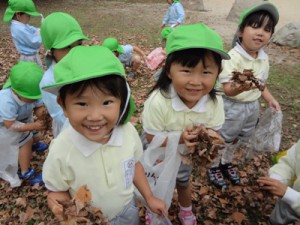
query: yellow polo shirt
[
  {"left": 142, "top": 85, "right": 224, "bottom": 134},
  {"left": 43, "top": 123, "right": 143, "bottom": 220},
  {"left": 218, "top": 43, "right": 270, "bottom": 102}
]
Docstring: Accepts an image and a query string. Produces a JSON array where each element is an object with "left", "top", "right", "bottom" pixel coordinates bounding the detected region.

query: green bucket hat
[
  {"left": 3, "top": 0, "right": 41, "bottom": 23},
  {"left": 102, "top": 37, "right": 124, "bottom": 54},
  {"left": 166, "top": 23, "right": 230, "bottom": 60},
  {"left": 238, "top": 2, "right": 279, "bottom": 27},
  {"left": 4, "top": 62, "right": 43, "bottom": 99},
  {"left": 41, "top": 12, "right": 89, "bottom": 50},
  {"left": 160, "top": 27, "right": 173, "bottom": 40},
  {"left": 43, "top": 45, "right": 135, "bottom": 123}
]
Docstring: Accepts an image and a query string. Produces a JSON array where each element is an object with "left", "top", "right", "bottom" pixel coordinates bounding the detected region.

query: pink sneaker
[
  {"left": 145, "top": 210, "right": 152, "bottom": 225},
  {"left": 178, "top": 210, "right": 197, "bottom": 225}
]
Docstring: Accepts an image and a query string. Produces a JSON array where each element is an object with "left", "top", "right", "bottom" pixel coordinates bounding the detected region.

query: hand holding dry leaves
[
  {"left": 50, "top": 185, "right": 109, "bottom": 225},
  {"left": 230, "top": 69, "right": 265, "bottom": 91},
  {"left": 180, "top": 124, "right": 225, "bottom": 165}
]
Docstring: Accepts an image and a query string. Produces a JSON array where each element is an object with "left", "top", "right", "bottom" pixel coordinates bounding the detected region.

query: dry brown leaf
[
  {"left": 232, "top": 211, "right": 246, "bottom": 224},
  {"left": 15, "top": 197, "right": 26, "bottom": 207}
]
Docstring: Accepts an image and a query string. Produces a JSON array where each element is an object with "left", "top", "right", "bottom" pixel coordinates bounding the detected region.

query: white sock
[{"left": 180, "top": 204, "right": 192, "bottom": 211}]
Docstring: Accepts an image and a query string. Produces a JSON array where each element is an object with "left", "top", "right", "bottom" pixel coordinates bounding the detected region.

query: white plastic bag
[
  {"left": 251, "top": 107, "right": 283, "bottom": 152},
  {"left": 0, "top": 126, "right": 22, "bottom": 187},
  {"left": 135, "top": 132, "right": 182, "bottom": 211}
]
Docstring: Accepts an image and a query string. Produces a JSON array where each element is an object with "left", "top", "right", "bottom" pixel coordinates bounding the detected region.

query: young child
[
  {"left": 102, "top": 37, "right": 147, "bottom": 79},
  {"left": 3, "top": 0, "right": 43, "bottom": 68},
  {"left": 161, "top": 0, "right": 185, "bottom": 29},
  {"left": 0, "top": 62, "right": 47, "bottom": 187},
  {"left": 39, "top": 12, "right": 89, "bottom": 137},
  {"left": 142, "top": 23, "right": 230, "bottom": 225},
  {"left": 209, "top": 2, "right": 281, "bottom": 189},
  {"left": 42, "top": 45, "right": 167, "bottom": 224},
  {"left": 257, "top": 140, "right": 300, "bottom": 224}
]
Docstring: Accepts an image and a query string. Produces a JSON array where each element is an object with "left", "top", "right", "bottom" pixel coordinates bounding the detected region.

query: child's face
[
  {"left": 167, "top": 0, "right": 173, "bottom": 4},
  {"left": 16, "top": 12, "right": 31, "bottom": 24},
  {"left": 168, "top": 51, "right": 219, "bottom": 108},
  {"left": 239, "top": 18, "right": 272, "bottom": 58},
  {"left": 52, "top": 40, "right": 83, "bottom": 62},
  {"left": 60, "top": 85, "right": 121, "bottom": 144}
]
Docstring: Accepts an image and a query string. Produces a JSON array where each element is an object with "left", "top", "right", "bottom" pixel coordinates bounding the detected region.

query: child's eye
[
  {"left": 76, "top": 102, "right": 88, "bottom": 107},
  {"left": 103, "top": 100, "right": 113, "bottom": 105}
]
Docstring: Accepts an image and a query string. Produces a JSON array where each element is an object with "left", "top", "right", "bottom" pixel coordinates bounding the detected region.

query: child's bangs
[{"left": 243, "top": 11, "right": 275, "bottom": 32}]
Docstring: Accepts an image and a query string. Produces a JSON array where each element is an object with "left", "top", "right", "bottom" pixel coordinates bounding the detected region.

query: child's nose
[
  {"left": 189, "top": 73, "right": 202, "bottom": 84},
  {"left": 87, "top": 108, "right": 103, "bottom": 121}
]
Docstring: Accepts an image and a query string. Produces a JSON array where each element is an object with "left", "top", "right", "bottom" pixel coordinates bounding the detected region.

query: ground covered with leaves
[{"left": 0, "top": 0, "right": 300, "bottom": 224}]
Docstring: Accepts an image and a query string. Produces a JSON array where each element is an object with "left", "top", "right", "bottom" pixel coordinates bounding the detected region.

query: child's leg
[
  {"left": 176, "top": 164, "right": 196, "bottom": 225},
  {"left": 19, "top": 138, "right": 33, "bottom": 173},
  {"left": 269, "top": 199, "right": 300, "bottom": 225}
]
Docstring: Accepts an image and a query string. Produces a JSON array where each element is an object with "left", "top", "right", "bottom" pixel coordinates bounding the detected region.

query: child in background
[
  {"left": 209, "top": 2, "right": 281, "bottom": 189},
  {"left": 3, "top": 0, "right": 43, "bottom": 68},
  {"left": 161, "top": 0, "right": 185, "bottom": 29},
  {"left": 102, "top": 37, "right": 147, "bottom": 79},
  {"left": 257, "top": 140, "right": 300, "bottom": 224},
  {"left": 39, "top": 12, "right": 89, "bottom": 137},
  {"left": 0, "top": 62, "right": 47, "bottom": 187},
  {"left": 42, "top": 46, "right": 167, "bottom": 224},
  {"left": 151, "top": 27, "right": 173, "bottom": 81},
  {"left": 142, "top": 24, "right": 230, "bottom": 225}
]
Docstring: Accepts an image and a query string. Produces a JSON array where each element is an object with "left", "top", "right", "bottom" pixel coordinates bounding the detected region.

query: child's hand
[
  {"left": 146, "top": 195, "right": 168, "bottom": 216},
  {"left": 257, "top": 177, "right": 287, "bottom": 198},
  {"left": 268, "top": 99, "right": 281, "bottom": 112},
  {"left": 34, "top": 120, "right": 47, "bottom": 131},
  {"left": 47, "top": 191, "right": 71, "bottom": 222},
  {"left": 182, "top": 125, "right": 199, "bottom": 153}
]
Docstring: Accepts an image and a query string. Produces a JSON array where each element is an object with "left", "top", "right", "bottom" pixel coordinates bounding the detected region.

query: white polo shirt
[
  {"left": 43, "top": 122, "right": 143, "bottom": 220},
  {"left": 218, "top": 43, "right": 269, "bottom": 102},
  {"left": 142, "top": 85, "right": 224, "bottom": 135}
]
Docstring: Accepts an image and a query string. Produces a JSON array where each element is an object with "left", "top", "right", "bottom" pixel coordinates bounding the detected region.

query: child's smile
[{"left": 61, "top": 86, "right": 121, "bottom": 144}]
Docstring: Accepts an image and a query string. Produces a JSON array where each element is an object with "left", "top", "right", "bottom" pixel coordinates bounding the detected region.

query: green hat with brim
[
  {"left": 4, "top": 62, "right": 43, "bottom": 99},
  {"left": 160, "top": 27, "right": 173, "bottom": 40},
  {"left": 166, "top": 23, "right": 230, "bottom": 60},
  {"left": 3, "top": 0, "right": 41, "bottom": 23},
  {"left": 102, "top": 37, "right": 124, "bottom": 54},
  {"left": 43, "top": 45, "right": 135, "bottom": 123},
  {"left": 238, "top": 2, "right": 279, "bottom": 27},
  {"left": 41, "top": 12, "right": 89, "bottom": 50}
]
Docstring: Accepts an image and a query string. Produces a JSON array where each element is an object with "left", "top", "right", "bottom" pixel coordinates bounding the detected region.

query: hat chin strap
[{"left": 102, "top": 81, "right": 131, "bottom": 139}]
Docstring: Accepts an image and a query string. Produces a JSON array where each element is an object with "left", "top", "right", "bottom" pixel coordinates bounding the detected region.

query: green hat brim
[
  {"left": 43, "top": 72, "right": 124, "bottom": 95},
  {"left": 4, "top": 78, "right": 41, "bottom": 99},
  {"left": 168, "top": 46, "right": 230, "bottom": 60},
  {"left": 53, "top": 33, "right": 89, "bottom": 50},
  {"left": 238, "top": 3, "right": 279, "bottom": 27},
  {"left": 117, "top": 45, "right": 124, "bottom": 54},
  {"left": 3, "top": 7, "right": 41, "bottom": 23}
]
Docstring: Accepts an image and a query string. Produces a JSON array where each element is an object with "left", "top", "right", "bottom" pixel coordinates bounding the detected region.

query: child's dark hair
[
  {"left": 59, "top": 75, "right": 130, "bottom": 125},
  {"left": 238, "top": 10, "right": 276, "bottom": 43},
  {"left": 150, "top": 48, "right": 222, "bottom": 101}
]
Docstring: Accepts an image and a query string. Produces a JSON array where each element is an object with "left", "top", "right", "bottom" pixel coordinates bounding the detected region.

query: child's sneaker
[
  {"left": 220, "top": 163, "right": 240, "bottom": 185},
  {"left": 178, "top": 210, "right": 197, "bottom": 225},
  {"left": 18, "top": 168, "right": 44, "bottom": 186},
  {"left": 32, "top": 141, "right": 48, "bottom": 152},
  {"left": 208, "top": 166, "right": 227, "bottom": 189},
  {"left": 145, "top": 210, "right": 152, "bottom": 225}
]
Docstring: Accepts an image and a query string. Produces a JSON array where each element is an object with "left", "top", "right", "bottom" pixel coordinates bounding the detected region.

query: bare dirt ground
[{"left": 0, "top": 0, "right": 300, "bottom": 224}]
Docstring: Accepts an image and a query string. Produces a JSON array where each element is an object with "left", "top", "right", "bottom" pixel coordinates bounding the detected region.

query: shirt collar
[
  {"left": 11, "top": 20, "right": 26, "bottom": 26},
  {"left": 11, "top": 89, "right": 26, "bottom": 106},
  {"left": 234, "top": 42, "right": 267, "bottom": 60},
  {"left": 69, "top": 125, "right": 123, "bottom": 157},
  {"left": 170, "top": 85, "right": 208, "bottom": 112}
]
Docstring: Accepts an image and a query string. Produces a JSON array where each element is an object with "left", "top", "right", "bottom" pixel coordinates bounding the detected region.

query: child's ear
[{"left": 57, "top": 97, "right": 69, "bottom": 118}]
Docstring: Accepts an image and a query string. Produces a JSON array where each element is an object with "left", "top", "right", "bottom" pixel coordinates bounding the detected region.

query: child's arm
[
  {"left": 174, "top": 3, "right": 185, "bottom": 27},
  {"left": 222, "top": 81, "right": 256, "bottom": 97},
  {"left": 3, "top": 119, "right": 46, "bottom": 132},
  {"left": 47, "top": 191, "right": 71, "bottom": 221},
  {"left": 133, "top": 46, "right": 147, "bottom": 60},
  {"left": 261, "top": 87, "right": 281, "bottom": 111},
  {"left": 134, "top": 162, "right": 167, "bottom": 215}
]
